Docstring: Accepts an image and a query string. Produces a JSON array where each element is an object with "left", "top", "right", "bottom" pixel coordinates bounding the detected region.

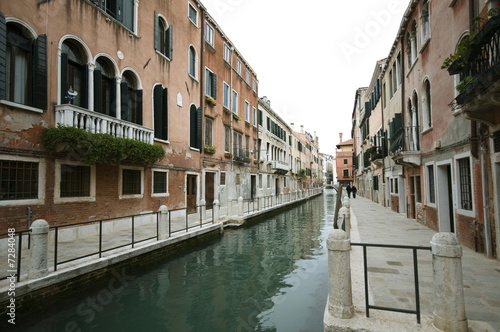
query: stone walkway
[{"left": 348, "top": 197, "right": 500, "bottom": 331}]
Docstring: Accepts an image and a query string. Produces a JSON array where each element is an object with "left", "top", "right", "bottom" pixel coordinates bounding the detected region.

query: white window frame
[
  {"left": 205, "top": 67, "right": 215, "bottom": 98},
  {"left": 119, "top": 166, "right": 144, "bottom": 200},
  {"left": 245, "top": 100, "right": 250, "bottom": 122},
  {"left": 223, "top": 43, "right": 231, "bottom": 63},
  {"left": 236, "top": 58, "right": 242, "bottom": 76},
  {"left": 425, "top": 161, "right": 437, "bottom": 207},
  {"left": 152, "top": 168, "right": 169, "bottom": 197},
  {"left": 253, "top": 78, "right": 257, "bottom": 93},
  {"left": 252, "top": 107, "right": 257, "bottom": 126},
  {"left": 205, "top": 116, "right": 213, "bottom": 146},
  {"left": 188, "top": 2, "right": 198, "bottom": 27},
  {"left": 246, "top": 70, "right": 250, "bottom": 84},
  {"left": 205, "top": 22, "right": 214, "bottom": 47},
  {"left": 454, "top": 152, "right": 475, "bottom": 217},
  {"left": 54, "top": 160, "right": 96, "bottom": 204},
  {"left": 0, "top": 155, "right": 46, "bottom": 207},
  {"left": 188, "top": 45, "right": 198, "bottom": 80},
  {"left": 223, "top": 81, "right": 230, "bottom": 109},
  {"left": 232, "top": 89, "right": 238, "bottom": 114}
]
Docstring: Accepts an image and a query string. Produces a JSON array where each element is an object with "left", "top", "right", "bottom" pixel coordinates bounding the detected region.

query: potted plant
[
  {"left": 205, "top": 96, "right": 216, "bottom": 106},
  {"left": 204, "top": 144, "right": 216, "bottom": 154},
  {"left": 224, "top": 152, "right": 232, "bottom": 158}
]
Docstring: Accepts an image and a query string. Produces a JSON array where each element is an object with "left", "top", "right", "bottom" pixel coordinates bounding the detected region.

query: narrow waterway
[{"left": 18, "top": 190, "right": 337, "bottom": 332}]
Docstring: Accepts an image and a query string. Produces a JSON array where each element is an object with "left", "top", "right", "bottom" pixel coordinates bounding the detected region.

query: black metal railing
[
  {"left": 0, "top": 230, "right": 28, "bottom": 282},
  {"left": 232, "top": 147, "right": 251, "bottom": 162},
  {"left": 168, "top": 204, "right": 215, "bottom": 236},
  {"left": 351, "top": 242, "right": 431, "bottom": 324}
]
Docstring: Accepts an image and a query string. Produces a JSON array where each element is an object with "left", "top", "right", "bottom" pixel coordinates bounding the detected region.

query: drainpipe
[
  {"left": 400, "top": 31, "right": 406, "bottom": 213},
  {"left": 200, "top": 7, "right": 206, "bottom": 193},
  {"left": 481, "top": 143, "right": 492, "bottom": 257},
  {"left": 230, "top": 47, "right": 234, "bottom": 172}
]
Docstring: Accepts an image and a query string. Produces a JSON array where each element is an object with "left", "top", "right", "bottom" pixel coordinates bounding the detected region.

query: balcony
[
  {"left": 271, "top": 160, "right": 290, "bottom": 174},
  {"left": 233, "top": 147, "right": 251, "bottom": 163},
  {"left": 370, "top": 147, "right": 384, "bottom": 165},
  {"left": 391, "top": 126, "right": 421, "bottom": 167},
  {"left": 55, "top": 104, "right": 154, "bottom": 144},
  {"left": 451, "top": 16, "right": 500, "bottom": 126}
]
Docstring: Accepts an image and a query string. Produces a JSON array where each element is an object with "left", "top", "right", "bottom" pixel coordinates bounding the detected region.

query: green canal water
[{"left": 18, "top": 190, "right": 337, "bottom": 332}]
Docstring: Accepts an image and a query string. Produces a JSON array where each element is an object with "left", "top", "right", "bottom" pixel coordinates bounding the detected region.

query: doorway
[
  {"left": 251, "top": 175, "right": 256, "bottom": 201},
  {"left": 437, "top": 164, "right": 454, "bottom": 232},
  {"left": 398, "top": 175, "right": 406, "bottom": 215},
  {"left": 205, "top": 172, "right": 215, "bottom": 210},
  {"left": 187, "top": 174, "right": 197, "bottom": 214},
  {"left": 275, "top": 178, "right": 280, "bottom": 197}
]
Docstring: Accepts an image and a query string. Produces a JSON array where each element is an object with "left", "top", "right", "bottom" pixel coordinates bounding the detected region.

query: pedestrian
[
  {"left": 346, "top": 184, "right": 352, "bottom": 198},
  {"left": 352, "top": 185, "right": 357, "bottom": 198}
]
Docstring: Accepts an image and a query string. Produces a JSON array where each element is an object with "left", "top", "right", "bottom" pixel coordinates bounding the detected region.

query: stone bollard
[
  {"left": 327, "top": 229, "right": 354, "bottom": 319},
  {"left": 29, "top": 219, "right": 49, "bottom": 279},
  {"left": 200, "top": 199, "right": 206, "bottom": 220},
  {"left": 280, "top": 193, "right": 283, "bottom": 204},
  {"left": 227, "top": 197, "right": 232, "bottom": 216},
  {"left": 238, "top": 197, "right": 243, "bottom": 216},
  {"left": 158, "top": 205, "right": 169, "bottom": 240},
  {"left": 213, "top": 200, "right": 220, "bottom": 221},
  {"left": 431, "top": 233, "right": 468, "bottom": 332}
]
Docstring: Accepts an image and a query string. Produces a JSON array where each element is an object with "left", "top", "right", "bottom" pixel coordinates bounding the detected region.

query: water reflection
[{"left": 15, "top": 190, "right": 337, "bottom": 332}]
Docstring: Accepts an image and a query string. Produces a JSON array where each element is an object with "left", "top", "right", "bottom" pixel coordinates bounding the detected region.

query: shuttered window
[
  {"left": 190, "top": 105, "right": 202, "bottom": 149},
  {"left": 154, "top": 11, "right": 173, "bottom": 59},
  {"left": 154, "top": 85, "right": 168, "bottom": 141}
]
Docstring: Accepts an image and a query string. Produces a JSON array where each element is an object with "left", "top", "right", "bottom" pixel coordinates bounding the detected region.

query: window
[
  {"left": 189, "top": 46, "right": 197, "bottom": 78},
  {"left": 2, "top": 21, "right": 47, "bottom": 110},
  {"left": 427, "top": 165, "right": 435, "bottom": 204},
  {"left": 205, "top": 117, "right": 213, "bottom": 146},
  {"left": 60, "top": 164, "right": 91, "bottom": 197},
  {"left": 344, "top": 159, "right": 348, "bottom": 164},
  {"left": 245, "top": 101, "right": 250, "bottom": 122},
  {"left": 422, "top": 79, "right": 432, "bottom": 130},
  {"left": 154, "top": 12, "right": 172, "bottom": 59},
  {"left": 458, "top": 157, "right": 472, "bottom": 211},
  {"left": 152, "top": 170, "right": 168, "bottom": 195},
  {"left": 223, "top": 82, "right": 230, "bottom": 109},
  {"left": 205, "top": 68, "right": 217, "bottom": 99},
  {"left": 0, "top": 160, "right": 38, "bottom": 200},
  {"left": 415, "top": 175, "right": 421, "bottom": 203},
  {"left": 223, "top": 43, "right": 231, "bottom": 63},
  {"left": 153, "top": 85, "right": 168, "bottom": 141},
  {"left": 236, "top": 58, "right": 242, "bottom": 75},
  {"left": 189, "top": 104, "right": 202, "bottom": 149},
  {"left": 259, "top": 174, "right": 262, "bottom": 188},
  {"left": 395, "top": 178, "right": 399, "bottom": 194},
  {"left": 267, "top": 174, "right": 271, "bottom": 188},
  {"left": 91, "top": 0, "right": 135, "bottom": 32},
  {"left": 121, "top": 71, "right": 143, "bottom": 125},
  {"left": 390, "top": 178, "right": 394, "bottom": 193},
  {"left": 205, "top": 22, "right": 214, "bottom": 47},
  {"left": 253, "top": 78, "right": 257, "bottom": 93},
  {"left": 122, "top": 168, "right": 142, "bottom": 196},
  {"left": 407, "top": 21, "right": 418, "bottom": 67},
  {"left": 224, "top": 126, "right": 230, "bottom": 152},
  {"left": 246, "top": 70, "right": 250, "bottom": 84},
  {"left": 233, "top": 131, "right": 242, "bottom": 157},
  {"left": 188, "top": 3, "right": 198, "bottom": 26},
  {"left": 220, "top": 172, "right": 226, "bottom": 186},
  {"left": 61, "top": 39, "right": 87, "bottom": 108},
  {"left": 253, "top": 139, "right": 257, "bottom": 159},
  {"left": 421, "top": 0, "right": 430, "bottom": 44},
  {"left": 252, "top": 107, "right": 257, "bottom": 126},
  {"left": 232, "top": 90, "right": 238, "bottom": 114},
  {"left": 343, "top": 169, "right": 349, "bottom": 178},
  {"left": 94, "top": 57, "right": 116, "bottom": 117}
]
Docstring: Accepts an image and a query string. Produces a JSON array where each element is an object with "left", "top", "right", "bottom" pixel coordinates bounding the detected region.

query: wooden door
[
  {"left": 187, "top": 175, "right": 197, "bottom": 214},
  {"left": 205, "top": 172, "right": 215, "bottom": 209}
]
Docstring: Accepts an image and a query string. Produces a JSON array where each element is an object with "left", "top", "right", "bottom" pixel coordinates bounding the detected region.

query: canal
[{"left": 17, "top": 190, "right": 337, "bottom": 332}]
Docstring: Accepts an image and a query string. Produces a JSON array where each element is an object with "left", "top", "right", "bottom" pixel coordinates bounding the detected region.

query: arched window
[
  {"left": 409, "top": 92, "right": 420, "bottom": 151},
  {"left": 1, "top": 18, "right": 47, "bottom": 109},
  {"left": 61, "top": 39, "right": 88, "bottom": 108},
  {"left": 189, "top": 46, "right": 197, "bottom": 78},
  {"left": 406, "top": 20, "right": 418, "bottom": 67},
  {"left": 154, "top": 12, "right": 172, "bottom": 59},
  {"left": 421, "top": 0, "right": 430, "bottom": 44},
  {"left": 94, "top": 56, "right": 116, "bottom": 117},
  {"left": 422, "top": 80, "right": 432, "bottom": 130},
  {"left": 121, "top": 71, "right": 142, "bottom": 125}
]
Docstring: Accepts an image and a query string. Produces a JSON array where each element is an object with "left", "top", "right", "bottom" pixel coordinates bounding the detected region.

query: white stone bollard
[
  {"left": 238, "top": 197, "right": 243, "bottom": 216},
  {"left": 29, "top": 219, "right": 49, "bottom": 279},
  {"left": 227, "top": 197, "right": 232, "bottom": 216},
  {"left": 431, "top": 233, "right": 468, "bottom": 332},
  {"left": 327, "top": 229, "right": 354, "bottom": 319},
  {"left": 200, "top": 199, "right": 206, "bottom": 220},
  {"left": 158, "top": 205, "right": 169, "bottom": 240},
  {"left": 213, "top": 200, "right": 220, "bottom": 221}
]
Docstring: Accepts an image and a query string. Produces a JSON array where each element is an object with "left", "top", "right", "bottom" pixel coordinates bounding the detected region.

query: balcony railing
[
  {"left": 233, "top": 147, "right": 251, "bottom": 163},
  {"left": 390, "top": 126, "right": 420, "bottom": 154},
  {"left": 55, "top": 104, "right": 154, "bottom": 144},
  {"left": 271, "top": 160, "right": 290, "bottom": 172}
]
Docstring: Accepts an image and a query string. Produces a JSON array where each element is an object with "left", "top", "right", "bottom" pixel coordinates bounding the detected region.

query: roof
[{"left": 336, "top": 138, "right": 354, "bottom": 149}]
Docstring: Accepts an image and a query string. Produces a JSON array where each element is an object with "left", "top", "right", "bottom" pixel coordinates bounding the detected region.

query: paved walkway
[{"left": 348, "top": 197, "right": 500, "bottom": 331}]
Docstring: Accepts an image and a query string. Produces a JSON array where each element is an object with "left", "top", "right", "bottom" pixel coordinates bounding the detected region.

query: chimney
[
  {"left": 290, "top": 123, "right": 295, "bottom": 131},
  {"left": 339, "top": 132, "right": 343, "bottom": 143},
  {"left": 300, "top": 125, "right": 304, "bottom": 134}
]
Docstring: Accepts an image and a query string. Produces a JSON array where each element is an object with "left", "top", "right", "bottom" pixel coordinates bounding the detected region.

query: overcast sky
[{"left": 200, "top": 0, "right": 409, "bottom": 155}]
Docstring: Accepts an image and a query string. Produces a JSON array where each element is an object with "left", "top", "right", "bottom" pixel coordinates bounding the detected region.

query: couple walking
[{"left": 346, "top": 184, "right": 357, "bottom": 198}]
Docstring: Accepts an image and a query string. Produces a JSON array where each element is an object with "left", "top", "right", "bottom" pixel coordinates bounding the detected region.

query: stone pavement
[{"left": 348, "top": 196, "right": 500, "bottom": 331}]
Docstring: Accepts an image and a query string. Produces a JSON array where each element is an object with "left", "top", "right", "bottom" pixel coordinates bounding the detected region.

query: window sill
[
  {"left": 419, "top": 38, "right": 430, "bottom": 53},
  {"left": 156, "top": 50, "right": 171, "bottom": 62},
  {"left": 54, "top": 196, "right": 96, "bottom": 204},
  {"left": 406, "top": 57, "right": 419, "bottom": 76},
  {"left": 0, "top": 100, "right": 44, "bottom": 113},
  {"left": 0, "top": 198, "right": 45, "bottom": 207},
  {"left": 189, "top": 74, "right": 199, "bottom": 82},
  {"left": 154, "top": 138, "right": 170, "bottom": 144},
  {"left": 119, "top": 194, "right": 144, "bottom": 200},
  {"left": 457, "top": 208, "right": 475, "bottom": 218},
  {"left": 190, "top": 147, "right": 200, "bottom": 152},
  {"left": 152, "top": 193, "right": 170, "bottom": 198},
  {"left": 421, "top": 127, "right": 433, "bottom": 135}
]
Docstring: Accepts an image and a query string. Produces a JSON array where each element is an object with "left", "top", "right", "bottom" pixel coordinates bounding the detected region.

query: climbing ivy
[{"left": 42, "top": 126, "right": 165, "bottom": 166}]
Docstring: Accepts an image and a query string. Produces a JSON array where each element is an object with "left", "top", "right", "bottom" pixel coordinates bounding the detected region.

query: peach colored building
[{"left": 335, "top": 133, "right": 353, "bottom": 186}]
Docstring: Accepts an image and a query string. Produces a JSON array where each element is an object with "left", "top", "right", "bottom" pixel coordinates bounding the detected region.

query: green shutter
[
  {"left": 196, "top": 107, "right": 202, "bottom": 149},
  {"left": 394, "top": 113, "right": 402, "bottom": 130},
  {"left": 258, "top": 110, "right": 262, "bottom": 125},
  {"left": 0, "top": 12, "right": 6, "bottom": 101},
  {"left": 120, "top": 81, "right": 129, "bottom": 121},
  {"left": 93, "top": 69, "right": 102, "bottom": 113},
  {"left": 153, "top": 85, "right": 163, "bottom": 139},
  {"left": 115, "top": 0, "right": 123, "bottom": 23},
  {"left": 162, "top": 87, "right": 168, "bottom": 140},
  {"left": 190, "top": 105, "right": 196, "bottom": 148},
  {"left": 154, "top": 11, "right": 160, "bottom": 52},
  {"left": 32, "top": 34, "right": 48, "bottom": 110},
  {"left": 211, "top": 73, "right": 217, "bottom": 100},
  {"left": 136, "top": 89, "right": 143, "bottom": 125},
  {"left": 167, "top": 25, "right": 173, "bottom": 60}
]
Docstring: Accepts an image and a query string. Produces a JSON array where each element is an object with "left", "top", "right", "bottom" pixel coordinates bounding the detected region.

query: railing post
[
  {"left": 227, "top": 197, "right": 232, "bottom": 216},
  {"left": 327, "top": 229, "right": 354, "bottom": 319},
  {"left": 280, "top": 192, "right": 283, "bottom": 205},
  {"left": 337, "top": 206, "right": 350, "bottom": 239},
  {"left": 158, "top": 205, "right": 169, "bottom": 240},
  {"left": 200, "top": 199, "right": 207, "bottom": 221},
  {"left": 259, "top": 195, "right": 264, "bottom": 211},
  {"left": 29, "top": 219, "right": 49, "bottom": 279},
  {"left": 238, "top": 197, "right": 243, "bottom": 216},
  {"left": 431, "top": 233, "right": 468, "bottom": 332},
  {"left": 213, "top": 200, "right": 220, "bottom": 221}
]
